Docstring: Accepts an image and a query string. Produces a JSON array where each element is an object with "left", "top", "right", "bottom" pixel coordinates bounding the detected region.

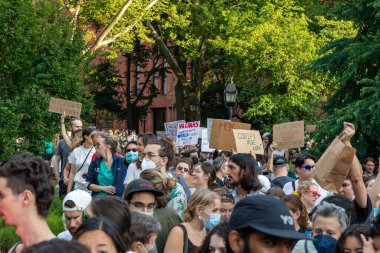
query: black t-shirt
[
  {"left": 350, "top": 195, "right": 372, "bottom": 225},
  {"left": 271, "top": 176, "right": 296, "bottom": 188}
]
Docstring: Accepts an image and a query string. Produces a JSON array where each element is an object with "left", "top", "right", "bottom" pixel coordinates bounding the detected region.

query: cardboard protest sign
[
  {"left": 156, "top": 131, "right": 166, "bottom": 139},
  {"left": 306, "top": 125, "right": 317, "bottom": 132},
  {"left": 232, "top": 129, "right": 264, "bottom": 154},
  {"left": 273, "top": 120, "right": 304, "bottom": 149},
  {"left": 49, "top": 97, "right": 82, "bottom": 118},
  {"left": 201, "top": 128, "right": 214, "bottom": 153},
  {"left": 164, "top": 120, "right": 185, "bottom": 140},
  {"left": 209, "top": 119, "right": 251, "bottom": 151},
  {"left": 207, "top": 118, "right": 230, "bottom": 142},
  {"left": 175, "top": 121, "right": 200, "bottom": 147}
]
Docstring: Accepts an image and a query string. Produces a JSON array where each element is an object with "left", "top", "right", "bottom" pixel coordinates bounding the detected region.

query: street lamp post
[
  {"left": 224, "top": 78, "right": 238, "bottom": 120},
  {"left": 189, "top": 97, "right": 199, "bottom": 121}
]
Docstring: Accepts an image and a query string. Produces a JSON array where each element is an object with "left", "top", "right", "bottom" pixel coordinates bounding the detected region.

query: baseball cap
[
  {"left": 124, "top": 179, "right": 164, "bottom": 200},
  {"left": 62, "top": 190, "right": 92, "bottom": 212},
  {"left": 273, "top": 156, "right": 288, "bottom": 167},
  {"left": 227, "top": 195, "right": 308, "bottom": 240}
]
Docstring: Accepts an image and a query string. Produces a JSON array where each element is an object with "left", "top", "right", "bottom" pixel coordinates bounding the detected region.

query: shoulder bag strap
[{"left": 77, "top": 146, "right": 93, "bottom": 173}]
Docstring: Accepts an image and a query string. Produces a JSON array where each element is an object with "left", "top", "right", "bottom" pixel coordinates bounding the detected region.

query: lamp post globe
[{"left": 224, "top": 79, "right": 238, "bottom": 119}]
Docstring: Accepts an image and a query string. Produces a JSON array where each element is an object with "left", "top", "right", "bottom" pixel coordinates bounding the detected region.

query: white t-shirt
[
  {"left": 68, "top": 145, "right": 96, "bottom": 191},
  {"left": 124, "top": 162, "right": 143, "bottom": 185},
  {"left": 57, "top": 230, "right": 72, "bottom": 241}
]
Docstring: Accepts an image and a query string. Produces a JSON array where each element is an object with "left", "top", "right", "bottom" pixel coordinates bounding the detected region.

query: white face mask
[
  {"left": 141, "top": 158, "right": 156, "bottom": 170},
  {"left": 136, "top": 210, "right": 154, "bottom": 217}
]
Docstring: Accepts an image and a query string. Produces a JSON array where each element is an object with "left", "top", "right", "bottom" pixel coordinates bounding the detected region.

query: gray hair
[
  {"left": 92, "top": 131, "right": 117, "bottom": 153},
  {"left": 129, "top": 211, "right": 161, "bottom": 244},
  {"left": 311, "top": 202, "right": 348, "bottom": 233}
]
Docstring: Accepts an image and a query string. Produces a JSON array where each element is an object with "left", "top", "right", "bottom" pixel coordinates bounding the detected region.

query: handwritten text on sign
[
  {"left": 164, "top": 120, "right": 185, "bottom": 140},
  {"left": 273, "top": 120, "right": 304, "bottom": 149},
  {"left": 209, "top": 119, "right": 251, "bottom": 151},
  {"left": 49, "top": 97, "right": 82, "bottom": 118},
  {"left": 233, "top": 129, "right": 264, "bottom": 154},
  {"left": 175, "top": 121, "right": 200, "bottom": 147}
]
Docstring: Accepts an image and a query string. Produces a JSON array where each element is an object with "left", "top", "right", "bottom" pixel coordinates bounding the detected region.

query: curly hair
[
  {"left": 139, "top": 169, "right": 177, "bottom": 208},
  {"left": 0, "top": 153, "right": 54, "bottom": 217}
]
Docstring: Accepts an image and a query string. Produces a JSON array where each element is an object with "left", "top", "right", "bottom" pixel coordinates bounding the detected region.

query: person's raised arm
[
  {"left": 341, "top": 122, "right": 367, "bottom": 208},
  {"left": 60, "top": 112, "right": 72, "bottom": 149},
  {"left": 265, "top": 142, "right": 278, "bottom": 173}
]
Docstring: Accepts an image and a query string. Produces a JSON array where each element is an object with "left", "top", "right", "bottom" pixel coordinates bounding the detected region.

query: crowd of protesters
[{"left": 1, "top": 118, "right": 380, "bottom": 253}]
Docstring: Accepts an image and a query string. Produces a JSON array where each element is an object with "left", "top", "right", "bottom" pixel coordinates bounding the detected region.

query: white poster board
[
  {"left": 175, "top": 121, "right": 200, "bottom": 147},
  {"left": 164, "top": 120, "right": 185, "bottom": 140}
]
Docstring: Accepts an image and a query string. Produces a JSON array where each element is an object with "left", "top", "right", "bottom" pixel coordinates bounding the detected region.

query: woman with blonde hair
[
  {"left": 140, "top": 169, "right": 187, "bottom": 217},
  {"left": 164, "top": 189, "right": 221, "bottom": 253},
  {"left": 295, "top": 181, "right": 320, "bottom": 213}
]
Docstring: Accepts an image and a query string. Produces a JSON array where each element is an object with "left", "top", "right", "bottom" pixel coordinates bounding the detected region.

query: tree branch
[
  {"left": 98, "top": 0, "right": 160, "bottom": 49},
  {"left": 146, "top": 21, "right": 189, "bottom": 87},
  {"left": 89, "top": 0, "right": 134, "bottom": 54}
]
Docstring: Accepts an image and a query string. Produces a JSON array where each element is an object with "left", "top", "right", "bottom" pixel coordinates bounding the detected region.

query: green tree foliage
[
  {"left": 153, "top": 0, "right": 355, "bottom": 129},
  {"left": 312, "top": 0, "right": 380, "bottom": 157},
  {"left": 0, "top": 0, "right": 92, "bottom": 161}
]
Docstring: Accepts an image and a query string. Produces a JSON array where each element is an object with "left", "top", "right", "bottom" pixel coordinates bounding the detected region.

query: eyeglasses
[
  {"left": 302, "top": 165, "right": 315, "bottom": 170},
  {"left": 129, "top": 201, "right": 156, "bottom": 211},
  {"left": 144, "top": 153, "right": 159, "bottom": 160},
  {"left": 304, "top": 189, "right": 320, "bottom": 198},
  {"left": 176, "top": 166, "right": 189, "bottom": 172},
  {"left": 220, "top": 193, "right": 234, "bottom": 203},
  {"left": 126, "top": 148, "right": 138, "bottom": 152}
]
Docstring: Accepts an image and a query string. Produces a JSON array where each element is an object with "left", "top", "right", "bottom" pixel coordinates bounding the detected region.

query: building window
[{"left": 153, "top": 108, "right": 166, "bottom": 132}]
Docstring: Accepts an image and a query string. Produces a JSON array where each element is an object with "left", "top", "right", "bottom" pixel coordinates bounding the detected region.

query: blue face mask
[
  {"left": 313, "top": 234, "right": 337, "bottom": 253},
  {"left": 204, "top": 213, "right": 221, "bottom": 229},
  {"left": 126, "top": 151, "right": 139, "bottom": 163}
]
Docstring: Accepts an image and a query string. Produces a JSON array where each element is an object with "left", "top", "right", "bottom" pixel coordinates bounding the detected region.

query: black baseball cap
[
  {"left": 124, "top": 179, "right": 164, "bottom": 200},
  {"left": 227, "top": 195, "right": 308, "bottom": 240},
  {"left": 273, "top": 156, "right": 288, "bottom": 167}
]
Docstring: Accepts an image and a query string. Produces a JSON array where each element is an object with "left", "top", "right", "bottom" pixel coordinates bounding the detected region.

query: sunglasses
[
  {"left": 220, "top": 193, "right": 234, "bottom": 203},
  {"left": 302, "top": 165, "right": 315, "bottom": 170},
  {"left": 126, "top": 148, "right": 138, "bottom": 152},
  {"left": 176, "top": 166, "right": 189, "bottom": 172},
  {"left": 304, "top": 189, "right": 320, "bottom": 198}
]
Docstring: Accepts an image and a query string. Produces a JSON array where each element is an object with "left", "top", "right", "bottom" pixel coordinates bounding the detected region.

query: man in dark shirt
[{"left": 271, "top": 156, "right": 296, "bottom": 188}]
